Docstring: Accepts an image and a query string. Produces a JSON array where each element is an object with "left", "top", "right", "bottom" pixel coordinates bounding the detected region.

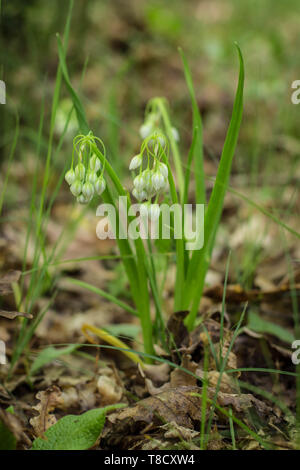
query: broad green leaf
[
  {"left": 31, "top": 404, "right": 125, "bottom": 450},
  {"left": 247, "top": 311, "right": 294, "bottom": 344},
  {"left": 30, "top": 344, "right": 79, "bottom": 376}
]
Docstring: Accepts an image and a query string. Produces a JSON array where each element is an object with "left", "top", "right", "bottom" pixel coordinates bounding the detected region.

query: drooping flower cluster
[
  {"left": 139, "top": 98, "right": 180, "bottom": 143},
  {"left": 129, "top": 130, "right": 170, "bottom": 203},
  {"left": 65, "top": 133, "right": 107, "bottom": 204}
]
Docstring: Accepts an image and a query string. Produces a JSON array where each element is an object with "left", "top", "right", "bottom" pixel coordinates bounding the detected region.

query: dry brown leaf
[
  {"left": 97, "top": 367, "right": 123, "bottom": 405},
  {"left": 161, "top": 421, "right": 200, "bottom": 441},
  {"left": 30, "top": 386, "right": 63, "bottom": 437},
  {"left": 216, "top": 390, "right": 278, "bottom": 424},
  {"left": 0, "top": 309, "right": 32, "bottom": 320},
  {"left": 196, "top": 370, "right": 238, "bottom": 394},
  {"left": 102, "top": 386, "right": 203, "bottom": 449},
  {"left": 170, "top": 354, "right": 198, "bottom": 387}
]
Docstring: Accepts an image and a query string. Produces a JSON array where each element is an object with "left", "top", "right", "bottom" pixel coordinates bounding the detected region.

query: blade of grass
[
  {"left": 66, "top": 278, "right": 139, "bottom": 316},
  {"left": 179, "top": 48, "right": 205, "bottom": 205}
]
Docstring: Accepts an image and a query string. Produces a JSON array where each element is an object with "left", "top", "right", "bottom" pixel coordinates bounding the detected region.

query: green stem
[{"left": 156, "top": 99, "right": 184, "bottom": 202}]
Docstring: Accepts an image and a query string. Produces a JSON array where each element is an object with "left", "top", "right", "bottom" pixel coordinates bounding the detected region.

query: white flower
[
  {"left": 95, "top": 177, "right": 106, "bottom": 195},
  {"left": 171, "top": 127, "right": 180, "bottom": 142},
  {"left": 77, "top": 194, "right": 90, "bottom": 205},
  {"left": 133, "top": 173, "right": 145, "bottom": 192},
  {"left": 65, "top": 169, "right": 76, "bottom": 185},
  {"left": 87, "top": 171, "right": 98, "bottom": 184},
  {"left": 74, "top": 163, "right": 86, "bottom": 180},
  {"left": 82, "top": 181, "right": 94, "bottom": 199},
  {"left": 149, "top": 204, "right": 160, "bottom": 220},
  {"left": 139, "top": 122, "right": 153, "bottom": 139},
  {"left": 89, "top": 154, "right": 101, "bottom": 172},
  {"left": 132, "top": 188, "right": 147, "bottom": 201},
  {"left": 70, "top": 180, "right": 82, "bottom": 197},
  {"left": 159, "top": 162, "right": 168, "bottom": 179},
  {"left": 152, "top": 171, "right": 165, "bottom": 191},
  {"left": 129, "top": 154, "right": 142, "bottom": 171}
]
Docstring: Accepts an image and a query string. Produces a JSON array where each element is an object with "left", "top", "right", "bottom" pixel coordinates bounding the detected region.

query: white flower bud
[
  {"left": 152, "top": 171, "right": 165, "bottom": 191},
  {"left": 65, "top": 169, "right": 76, "bottom": 185},
  {"left": 77, "top": 194, "right": 90, "bottom": 205},
  {"left": 149, "top": 204, "right": 160, "bottom": 220},
  {"left": 133, "top": 173, "right": 145, "bottom": 191},
  {"left": 140, "top": 122, "right": 153, "bottom": 139},
  {"left": 70, "top": 180, "right": 82, "bottom": 197},
  {"left": 159, "top": 162, "right": 168, "bottom": 179},
  {"left": 75, "top": 163, "right": 86, "bottom": 180},
  {"left": 171, "top": 127, "right": 180, "bottom": 142},
  {"left": 95, "top": 177, "right": 106, "bottom": 195},
  {"left": 129, "top": 154, "right": 142, "bottom": 171},
  {"left": 89, "top": 154, "right": 101, "bottom": 172},
  {"left": 87, "top": 171, "right": 98, "bottom": 184},
  {"left": 132, "top": 188, "right": 147, "bottom": 201},
  {"left": 82, "top": 181, "right": 94, "bottom": 199}
]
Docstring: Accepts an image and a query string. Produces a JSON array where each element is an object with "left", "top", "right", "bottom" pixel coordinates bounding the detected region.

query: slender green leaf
[
  {"left": 179, "top": 48, "right": 205, "bottom": 205},
  {"left": 185, "top": 44, "right": 245, "bottom": 329},
  {"left": 30, "top": 344, "right": 79, "bottom": 376},
  {"left": 247, "top": 310, "right": 294, "bottom": 344},
  {"left": 66, "top": 277, "right": 138, "bottom": 316},
  {"left": 56, "top": 34, "right": 89, "bottom": 134}
]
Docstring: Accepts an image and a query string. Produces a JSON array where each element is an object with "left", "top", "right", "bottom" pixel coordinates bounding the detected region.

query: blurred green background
[{"left": 1, "top": 0, "right": 300, "bottom": 198}]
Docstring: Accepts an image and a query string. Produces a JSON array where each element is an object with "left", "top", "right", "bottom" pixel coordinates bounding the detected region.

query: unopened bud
[
  {"left": 75, "top": 163, "right": 86, "bottom": 180},
  {"left": 82, "top": 181, "right": 94, "bottom": 199},
  {"left": 87, "top": 171, "right": 98, "bottom": 184},
  {"left": 95, "top": 177, "right": 106, "bottom": 195},
  {"left": 129, "top": 154, "right": 142, "bottom": 171},
  {"left": 152, "top": 171, "right": 165, "bottom": 191},
  {"left": 89, "top": 154, "right": 101, "bottom": 172},
  {"left": 65, "top": 169, "right": 76, "bottom": 185},
  {"left": 70, "top": 180, "right": 82, "bottom": 197},
  {"left": 77, "top": 194, "right": 90, "bottom": 205}
]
